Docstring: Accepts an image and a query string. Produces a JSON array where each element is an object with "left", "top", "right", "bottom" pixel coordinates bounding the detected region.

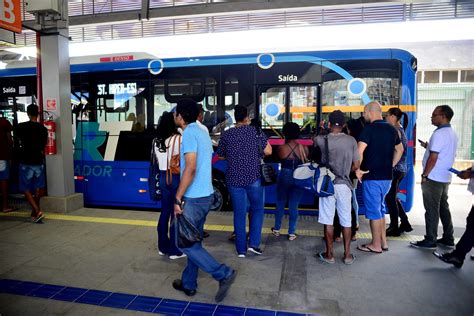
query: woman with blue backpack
[{"left": 271, "top": 122, "right": 309, "bottom": 241}]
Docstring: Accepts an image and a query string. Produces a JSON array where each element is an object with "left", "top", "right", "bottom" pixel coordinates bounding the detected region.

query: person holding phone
[
  {"left": 411, "top": 105, "right": 458, "bottom": 250},
  {"left": 434, "top": 165, "right": 473, "bottom": 267}
]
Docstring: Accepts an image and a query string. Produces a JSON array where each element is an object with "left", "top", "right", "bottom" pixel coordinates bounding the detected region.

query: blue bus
[{"left": 0, "top": 49, "right": 417, "bottom": 215}]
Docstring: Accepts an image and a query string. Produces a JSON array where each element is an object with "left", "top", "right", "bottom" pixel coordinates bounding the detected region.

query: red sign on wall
[
  {"left": 100, "top": 55, "right": 134, "bottom": 63},
  {"left": 46, "top": 99, "right": 57, "bottom": 111}
]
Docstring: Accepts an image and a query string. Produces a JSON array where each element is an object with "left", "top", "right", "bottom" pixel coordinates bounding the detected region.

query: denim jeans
[
  {"left": 228, "top": 179, "right": 265, "bottom": 254},
  {"left": 421, "top": 179, "right": 454, "bottom": 243},
  {"left": 157, "top": 172, "right": 182, "bottom": 256},
  {"left": 178, "top": 194, "right": 232, "bottom": 290},
  {"left": 274, "top": 168, "right": 304, "bottom": 235}
]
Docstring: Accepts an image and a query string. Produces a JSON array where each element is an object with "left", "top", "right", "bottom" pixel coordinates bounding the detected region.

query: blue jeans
[
  {"left": 228, "top": 179, "right": 265, "bottom": 254},
  {"left": 178, "top": 195, "right": 232, "bottom": 290},
  {"left": 157, "top": 172, "right": 182, "bottom": 256},
  {"left": 274, "top": 168, "right": 304, "bottom": 235}
]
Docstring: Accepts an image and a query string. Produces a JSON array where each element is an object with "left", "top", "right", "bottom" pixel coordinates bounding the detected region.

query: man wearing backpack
[
  {"left": 355, "top": 102, "right": 404, "bottom": 254},
  {"left": 172, "top": 99, "right": 236, "bottom": 302},
  {"left": 315, "top": 110, "right": 360, "bottom": 264}
]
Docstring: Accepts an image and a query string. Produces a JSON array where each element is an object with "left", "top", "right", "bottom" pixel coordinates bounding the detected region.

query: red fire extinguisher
[{"left": 44, "top": 120, "right": 57, "bottom": 155}]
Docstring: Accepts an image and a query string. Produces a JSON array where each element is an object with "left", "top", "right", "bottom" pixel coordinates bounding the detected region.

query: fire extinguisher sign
[{"left": 46, "top": 99, "right": 57, "bottom": 111}]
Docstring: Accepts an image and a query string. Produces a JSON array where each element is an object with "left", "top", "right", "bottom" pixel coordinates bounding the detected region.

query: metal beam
[
  {"left": 55, "top": 0, "right": 435, "bottom": 27},
  {"left": 141, "top": 0, "right": 150, "bottom": 21}
]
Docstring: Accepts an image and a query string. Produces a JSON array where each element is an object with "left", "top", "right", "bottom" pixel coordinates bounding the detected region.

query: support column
[{"left": 40, "top": 29, "right": 83, "bottom": 213}]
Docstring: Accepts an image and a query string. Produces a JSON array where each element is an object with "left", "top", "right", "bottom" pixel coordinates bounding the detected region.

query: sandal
[
  {"left": 343, "top": 254, "right": 356, "bottom": 265},
  {"left": 271, "top": 227, "right": 280, "bottom": 237},
  {"left": 318, "top": 251, "right": 335, "bottom": 264},
  {"left": 2, "top": 207, "right": 15, "bottom": 213},
  {"left": 288, "top": 234, "right": 297, "bottom": 241}
]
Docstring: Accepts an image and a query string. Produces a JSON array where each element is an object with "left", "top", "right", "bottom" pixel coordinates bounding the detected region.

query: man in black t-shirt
[
  {"left": 16, "top": 104, "right": 48, "bottom": 223},
  {"left": 355, "top": 102, "right": 404, "bottom": 254}
]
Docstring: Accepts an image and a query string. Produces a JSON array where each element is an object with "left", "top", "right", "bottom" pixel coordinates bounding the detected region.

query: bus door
[
  {"left": 257, "top": 84, "right": 320, "bottom": 210},
  {"left": 0, "top": 85, "right": 35, "bottom": 194}
]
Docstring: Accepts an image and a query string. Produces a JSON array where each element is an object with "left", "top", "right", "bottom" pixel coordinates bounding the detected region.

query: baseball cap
[{"left": 329, "top": 110, "right": 345, "bottom": 127}]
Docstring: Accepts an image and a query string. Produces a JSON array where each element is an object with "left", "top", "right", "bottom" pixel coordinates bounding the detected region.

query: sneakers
[
  {"left": 436, "top": 238, "right": 455, "bottom": 247},
  {"left": 247, "top": 247, "right": 263, "bottom": 255},
  {"left": 215, "top": 270, "right": 237, "bottom": 302},
  {"left": 410, "top": 239, "right": 436, "bottom": 250},
  {"left": 169, "top": 254, "right": 187, "bottom": 260},
  {"left": 237, "top": 254, "right": 246, "bottom": 258},
  {"left": 386, "top": 226, "right": 401, "bottom": 237},
  {"left": 433, "top": 251, "right": 463, "bottom": 268},
  {"left": 158, "top": 251, "right": 165, "bottom": 256},
  {"left": 172, "top": 279, "right": 196, "bottom": 296}
]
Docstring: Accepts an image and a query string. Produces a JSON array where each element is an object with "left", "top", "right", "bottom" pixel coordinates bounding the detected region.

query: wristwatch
[
  {"left": 421, "top": 174, "right": 428, "bottom": 180},
  {"left": 174, "top": 198, "right": 185, "bottom": 209}
]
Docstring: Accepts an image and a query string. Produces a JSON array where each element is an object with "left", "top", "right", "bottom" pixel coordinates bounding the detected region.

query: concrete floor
[{"left": 0, "top": 184, "right": 473, "bottom": 316}]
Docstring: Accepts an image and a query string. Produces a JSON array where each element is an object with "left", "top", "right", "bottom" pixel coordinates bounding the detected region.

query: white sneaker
[
  {"left": 237, "top": 254, "right": 246, "bottom": 258},
  {"left": 158, "top": 251, "right": 165, "bottom": 256},
  {"left": 169, "top": 254, "right": 187, "bottom": 260}
]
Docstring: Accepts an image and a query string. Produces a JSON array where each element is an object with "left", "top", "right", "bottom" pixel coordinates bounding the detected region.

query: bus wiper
[{"left": 261, "top": 116, "right": 283, "bottom": 139}]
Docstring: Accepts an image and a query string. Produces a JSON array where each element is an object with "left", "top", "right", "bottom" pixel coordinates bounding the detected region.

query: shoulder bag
[
  {"left": 256, "top": 128, "right": 277, "bottom": 186},
  {"left": 166, "top": 134, "right": 181, "bottom": 185}
]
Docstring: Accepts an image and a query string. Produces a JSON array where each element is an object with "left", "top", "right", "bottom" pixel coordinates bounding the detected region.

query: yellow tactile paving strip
[{"left": 1, "top": 211, "right": 424, "bottom": 242}]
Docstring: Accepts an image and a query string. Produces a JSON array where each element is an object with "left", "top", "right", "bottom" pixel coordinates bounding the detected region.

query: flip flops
[
  {"left": 32, "top": 213, "right": 45, "bottom": 223},
  {"left": 318, "top": 251, "right": 335, "bottom": 264},
  {"left": 2, "top": 207, "right": 16, "bottom": 213},
  {"left": 288, "top": 234, "right": 297, "bottom": 241},
  {"left": 357, "top": 244, "right": 383, "bottom": 254},
  {"left": 271, "top": 227, "right": 280, "bottom": 237},
  {"left": 343, "top": 254, "right": 356, "bottom": 265}
]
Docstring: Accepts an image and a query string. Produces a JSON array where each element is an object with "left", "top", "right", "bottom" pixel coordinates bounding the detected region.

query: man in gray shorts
[{"left": 315, "top": 110, "right": 360, "bottom": 264}]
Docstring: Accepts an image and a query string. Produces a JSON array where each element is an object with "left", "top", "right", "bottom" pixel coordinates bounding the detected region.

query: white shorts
[{"left": 318, "top": 184, "right": 352, "bottom": 228}]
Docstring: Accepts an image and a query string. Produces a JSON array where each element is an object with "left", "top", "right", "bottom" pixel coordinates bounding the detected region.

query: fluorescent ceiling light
[{"left": 4, "top": 18, "right": 474, "bottom": 59}]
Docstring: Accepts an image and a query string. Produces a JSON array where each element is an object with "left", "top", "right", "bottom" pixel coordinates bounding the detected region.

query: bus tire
[{"left": 210, "top": 180, "right": 230, "bottom": 212}]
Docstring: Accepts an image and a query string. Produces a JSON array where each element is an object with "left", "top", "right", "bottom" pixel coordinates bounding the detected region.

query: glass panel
[
  {"left": 321, "top": 60, "right": 400, "bottom": 106},
  {"left": 202, "top": 78, "right": 220, "bottom": 133},
  {"left": 167, "top": 79, "right": 202, "bottom": 97},
  {"left": 322, "top": 78, "right": 399, "bottom": 106},
  {"left": 154, "top": 80, "right": 174, "bottom": 127},
  {"left": 289, "top": 86, "right": 317, "bottom": 133},
  {"left": 424, "top": 71, "right": 440, "bottom": 84},
  {"left": 260, "top": 87, "right": 286, "bottom": 131},
  {"left": 460, "top": 70, "right": 474, "bottom": 82},
  {"left": 96, "top": 96, "right": 147, "bottom": 132},
  {"left": 222, "top": 76, "right": 239, "bottom": 128},
  {"left": 442, "top": 71, "right": 458, "bottom": 83}
]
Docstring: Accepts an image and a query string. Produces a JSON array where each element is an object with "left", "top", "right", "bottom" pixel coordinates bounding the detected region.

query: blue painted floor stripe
[{"left": 0, "top": 278, "right": 312, "bottom": 316}]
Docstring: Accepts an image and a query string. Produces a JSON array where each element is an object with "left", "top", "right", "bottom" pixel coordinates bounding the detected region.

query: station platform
[{"left": 1, "top": 188, "right": 473, "bottom": 316}]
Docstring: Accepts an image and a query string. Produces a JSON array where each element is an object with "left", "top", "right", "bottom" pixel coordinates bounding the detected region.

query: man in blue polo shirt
[
  {"left": 355, "top": 102, "right": 404, "bottom": 254},
  {"left": 172, "top": 99, "right": 236, "bottom": 302},
  {"left": 411, "top": 105, "right": 458, "bottom": 249}
]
